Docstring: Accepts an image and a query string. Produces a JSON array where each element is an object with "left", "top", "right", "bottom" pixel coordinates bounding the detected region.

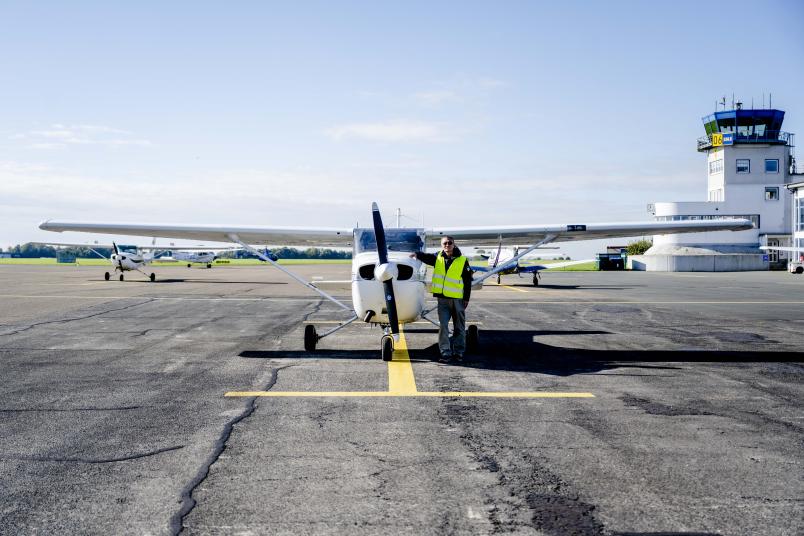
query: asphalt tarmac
[{"left": 0, "top": 264, "right": 802, "bottom": 535}]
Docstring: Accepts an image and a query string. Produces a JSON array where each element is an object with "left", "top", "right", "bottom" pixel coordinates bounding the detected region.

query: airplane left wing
[
  {"left": 430, "top": 219, "right": 753, "bottom": 246},
  {"left": 39, "top": 221, "right": 355, "bottom": 248}
]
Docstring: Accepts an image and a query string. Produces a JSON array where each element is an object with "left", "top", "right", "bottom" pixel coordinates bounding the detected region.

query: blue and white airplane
[{"left": 473, "top": 245, "right": 591, "bottom": 286}]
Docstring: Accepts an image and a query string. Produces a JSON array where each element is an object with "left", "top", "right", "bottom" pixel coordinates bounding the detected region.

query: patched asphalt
[{"left": 0, "top": 264, "right": 802, "bottom": 535}]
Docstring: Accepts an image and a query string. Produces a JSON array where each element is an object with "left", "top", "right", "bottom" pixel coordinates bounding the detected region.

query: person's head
[{"left": 441, "top": 236, "right": 455, "bottom": 255}]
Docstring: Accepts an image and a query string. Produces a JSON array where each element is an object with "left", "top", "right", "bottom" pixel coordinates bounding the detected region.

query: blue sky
[{"left": 2, "top": 1, "right": 803, "bottom": 256}]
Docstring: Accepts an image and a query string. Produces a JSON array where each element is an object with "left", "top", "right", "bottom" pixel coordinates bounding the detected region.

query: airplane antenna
[{"left": 769, "top": 93, "right": 772, "bottom": 108}]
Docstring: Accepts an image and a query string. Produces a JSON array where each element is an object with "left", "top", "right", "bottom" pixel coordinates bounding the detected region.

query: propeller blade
[
  {"left": 112, "top": 242, "right": 119, "bottom": 255},
  {"left": 372, "top": 202, "right": 399, "bottom": 336},
  {"left": 383, "top": 280, "right": 399, "bottom": 336},
  {"left": 372, "top": 202, "right": 388, "bottom": 265}
]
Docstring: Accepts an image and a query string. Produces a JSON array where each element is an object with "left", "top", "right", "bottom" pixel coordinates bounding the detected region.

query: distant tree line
[
  {"left": 4, "top": 243, "right": 351, "bottom": 260},
  {"left": 2, "top": 244, "right": 113, "bottom": 258},
  {"left": 219, "top": 247, "right": 351, "bottom": 260}
]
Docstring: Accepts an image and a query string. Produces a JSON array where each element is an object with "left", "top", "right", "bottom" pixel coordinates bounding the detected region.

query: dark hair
[{"left": 441, "top": 235, "right": 455, "bottom": 243}]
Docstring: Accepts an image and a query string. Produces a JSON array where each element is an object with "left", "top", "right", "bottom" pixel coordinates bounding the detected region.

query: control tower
[{"left": 642, "top": 104, "right": 795, "bottom": 271}]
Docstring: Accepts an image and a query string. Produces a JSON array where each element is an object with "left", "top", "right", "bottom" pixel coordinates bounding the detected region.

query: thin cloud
[
  {"left": 12, "top": 124, "right": 152, "bottom": 149},
  {"left": 325, "top": 119, "right": 453, "bottom": 143},
  {"left": 413, "top": 90, "right": 460, "bottom": 105}
]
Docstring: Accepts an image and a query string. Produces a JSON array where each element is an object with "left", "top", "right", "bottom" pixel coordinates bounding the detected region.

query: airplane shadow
[
  {"left": 238, "top": 328, "right": 803, "bottom": 376},
  {"left": 110, "top": 279, "right": 289, "bottom": 285}
]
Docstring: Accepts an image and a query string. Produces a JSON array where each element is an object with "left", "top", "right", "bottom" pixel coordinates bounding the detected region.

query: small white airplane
[
  {"left": 759, "top": 246, "right": 804, "bottom": 274},
  {"left": 39, "top": 203, "right": 752, "bottom": 359},
  {"left": 474, "top": 245, "right": 591, "bottom": 286},
  {"left": 156, "top": 249, "right": 218, "bottom": 268}
]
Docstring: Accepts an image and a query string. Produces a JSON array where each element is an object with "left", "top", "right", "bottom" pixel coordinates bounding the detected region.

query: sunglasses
[{"left": 442, "top": 241, "right": 454, "bottom": 246}]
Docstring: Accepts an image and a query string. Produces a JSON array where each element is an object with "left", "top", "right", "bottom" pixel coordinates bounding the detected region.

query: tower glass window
[
  {"left": 765, "top": 187, "right": 779, "bottom": 201},
  {"left": 765, "top": 159, "right": 779, "bottom": 173},
  {"left": 736, "top": 159, "right": 750, "bottom": 173}
]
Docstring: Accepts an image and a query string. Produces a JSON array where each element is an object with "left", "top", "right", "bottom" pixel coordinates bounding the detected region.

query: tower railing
[{"left": 697, "top": 130, "right": 791, "bottom": 151}]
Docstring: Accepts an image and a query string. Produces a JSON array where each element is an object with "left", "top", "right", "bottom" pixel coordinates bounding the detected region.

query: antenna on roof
[{"left": 769, "top": 93, "right": 772, "bottom": 108}]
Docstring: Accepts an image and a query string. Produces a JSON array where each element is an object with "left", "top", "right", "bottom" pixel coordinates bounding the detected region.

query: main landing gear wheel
[
  {"left": 207, "top": 263, "right": 212, "bottom": 269},
  {"left": 796, "top": 266, "right": 804, "bottom": 274},
  {"left": 149, "top": 273, "right": 156, "bottom": 282},
  {"left": 104, "top": 272, "right": 110, "bottom": 281},
  {"left": 467, "top": 324, "right": 479, "bottom": 353},
  {"left": 304, "top": 325, "right": 318, "bottom": 352},
  {"left": 497, "top": 275, "right": 501, "bottom": 285},
  {"left": 119, "top": 274, "right": 124, "bottom": 282},
  {"left": 381, "top": 335, "right": 394, "bottom": 362},
  {"left": 532, "top": 273, "right": 540, "bottom": 286}
]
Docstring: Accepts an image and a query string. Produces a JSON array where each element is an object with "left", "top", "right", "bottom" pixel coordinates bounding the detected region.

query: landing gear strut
[{"left": 381, "top": 334, "right": 394, "bottom": 362}]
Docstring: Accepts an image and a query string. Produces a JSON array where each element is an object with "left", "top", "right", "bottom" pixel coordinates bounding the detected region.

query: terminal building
[{"left": 633, "top": 104, "right": 800, "bottom": 271}]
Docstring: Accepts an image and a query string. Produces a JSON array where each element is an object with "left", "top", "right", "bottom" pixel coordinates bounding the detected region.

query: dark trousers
[{"left": 437, "top": 296, "right": 466, "bottom": 356}]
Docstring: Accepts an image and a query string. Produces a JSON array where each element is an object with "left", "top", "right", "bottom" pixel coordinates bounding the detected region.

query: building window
[
  {"left": 765, "top": 159, "right": 779, "bottom": 173},
  {"left": 708, "top": 159, "right": 724, "bottom": 175},
  {"left": 765, "top": 187, "right": 779, "bottom": 201},
  {"left": 736, "top": 159, "right": 750, "bottom": 173}
]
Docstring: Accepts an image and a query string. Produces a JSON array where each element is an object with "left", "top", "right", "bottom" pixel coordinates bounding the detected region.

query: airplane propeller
[
  {"left": 112, "top": 242, "right": 124, "bottom": 272},
  {"left": 371, "top": 202, "right": 399, "bottom": 340}
]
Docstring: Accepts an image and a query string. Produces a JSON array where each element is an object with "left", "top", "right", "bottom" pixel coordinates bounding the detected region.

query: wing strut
[
  {"left": 472, "top": 234, "right": 558, "bottom": 286},
  {"left": 225, "top": 234, "right": 355, "bottom": 313}
]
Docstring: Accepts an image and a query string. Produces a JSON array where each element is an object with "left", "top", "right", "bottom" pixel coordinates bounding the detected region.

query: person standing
[{"left": 411, "top": 236, "right": 473, "bottom": 362}]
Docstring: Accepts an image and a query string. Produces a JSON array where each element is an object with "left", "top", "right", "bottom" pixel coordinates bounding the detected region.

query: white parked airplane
[
  {"left": 39, "top": 203, "right": 752, "bottom": 359},
  {"left": 33, "top": 241, "right": 159, "bottom": 282},
  {"left": 157, "top": 249, "right": 218, "bottom": 268}
]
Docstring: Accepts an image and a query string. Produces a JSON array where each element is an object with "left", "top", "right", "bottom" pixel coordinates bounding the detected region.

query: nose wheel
[{"left": 381, "top": 335, "right": 394, "bottom": 361}]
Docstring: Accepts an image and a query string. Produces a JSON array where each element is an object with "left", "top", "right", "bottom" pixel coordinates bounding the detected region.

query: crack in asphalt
[
  {"left": 435, "top": 376, "right": 607, "bottom": 535},
  {"left": 0, "top": 445, "right": 184, "bottom": 464},
  {"left": 0, "top": 299, "right": 156, "bottom": 337},
  {"left": 170, "top": 364, "right": 293, "bottom": 536}
]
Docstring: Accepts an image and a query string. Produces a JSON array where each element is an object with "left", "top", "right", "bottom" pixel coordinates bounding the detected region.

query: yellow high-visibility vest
[{"left": 432, "top": 252, "right": 467, "bottom": 298}]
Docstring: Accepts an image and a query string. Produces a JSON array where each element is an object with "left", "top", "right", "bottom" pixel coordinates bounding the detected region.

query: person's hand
[{"left": 463, "top": 300, "right": 469, "bottom": 309}]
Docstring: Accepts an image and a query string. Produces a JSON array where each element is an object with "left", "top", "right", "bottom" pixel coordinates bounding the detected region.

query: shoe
[
  {"left": 438, "top": 354, "right": 452, "bottom": 363},
  {"left": 450, "top": 354, "right": 463, "bottom": 363}
]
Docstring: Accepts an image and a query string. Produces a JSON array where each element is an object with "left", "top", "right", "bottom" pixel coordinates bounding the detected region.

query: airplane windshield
[
  {"left": 354, "top": 228, "right": 424, "bottom": 254},
  {"left": 118, "top": 245, "right": 139, "bottom": 254}
]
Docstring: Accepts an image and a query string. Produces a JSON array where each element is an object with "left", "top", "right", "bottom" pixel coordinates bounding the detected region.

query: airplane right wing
[{"left": 430, "top": 219, "right": 754, "bottom": 246}]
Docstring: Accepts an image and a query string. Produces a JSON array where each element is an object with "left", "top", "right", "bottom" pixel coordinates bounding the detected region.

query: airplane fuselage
[{"left": 350, "top": 227, "right": 428, "bottom": 325}]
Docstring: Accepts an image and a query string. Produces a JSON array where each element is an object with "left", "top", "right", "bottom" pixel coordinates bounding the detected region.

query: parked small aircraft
[
  {"left": 474, "top": 245, "right": 591, "bottom": 285},
  {"left": 39, "top": 204, "right": 752, "bottom": 359},
  {"left": 157, "top": 249, "right": 218, "bottom": 268}
]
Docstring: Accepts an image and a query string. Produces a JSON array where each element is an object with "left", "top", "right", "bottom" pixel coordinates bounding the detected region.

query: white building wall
[{"left": 654, "top": 141, "right": 791, "bottom": 247}]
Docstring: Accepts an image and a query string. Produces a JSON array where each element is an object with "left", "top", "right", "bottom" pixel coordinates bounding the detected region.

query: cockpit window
[
  {"left": 354, "top": 228, "right": 424, "bottom": 254},
  {"left": 118, "top": 245, "right": 138, "bottom": 254}
]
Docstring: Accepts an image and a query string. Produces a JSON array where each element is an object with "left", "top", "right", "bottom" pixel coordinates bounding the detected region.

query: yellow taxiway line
[{"left": 225, "top": 327, "right": 594, "bottom": 399}]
